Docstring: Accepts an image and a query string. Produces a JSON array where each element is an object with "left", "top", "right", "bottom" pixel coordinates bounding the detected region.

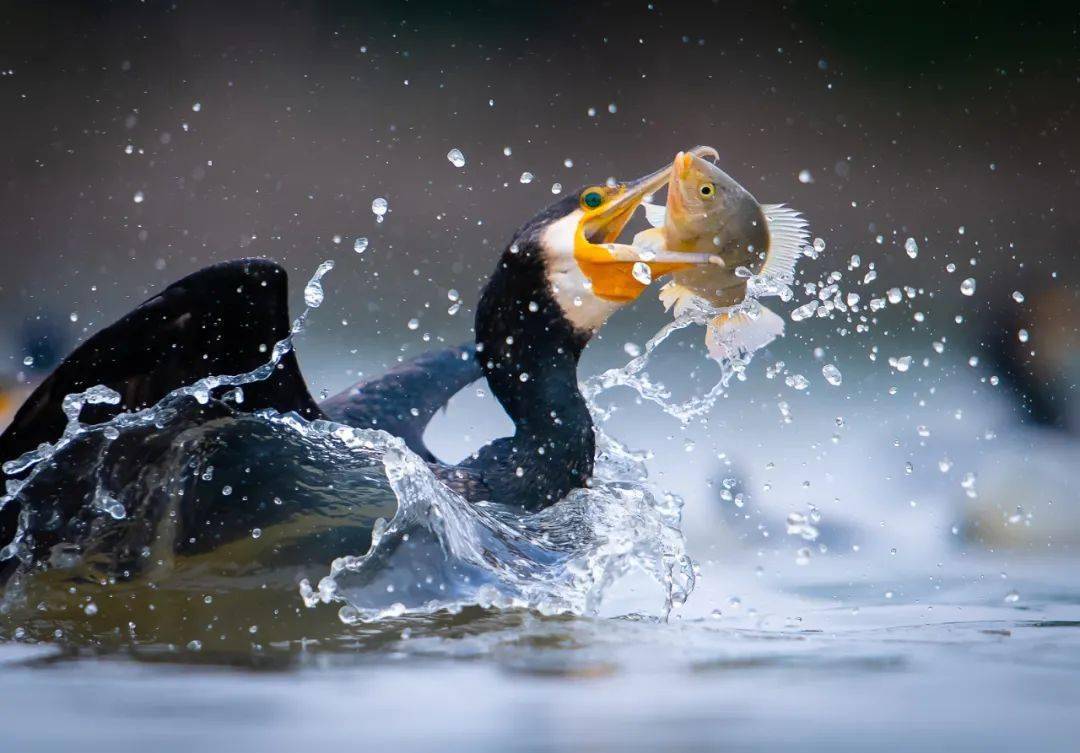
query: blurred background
[{"left": 1, "top": 0, "right": 1077, "bottom": 568}]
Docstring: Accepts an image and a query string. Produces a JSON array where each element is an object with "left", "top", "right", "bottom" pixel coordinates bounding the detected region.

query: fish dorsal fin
[
  {"left": 643, "top": 201, "right": 667, "bottom": 228},
  {"left": 760, "top": 204, "right": 809, "bottom": 282}
]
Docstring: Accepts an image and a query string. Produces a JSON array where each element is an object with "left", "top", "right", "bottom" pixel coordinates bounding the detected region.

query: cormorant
[{"left": 0, "top": 152, "right": 721, "bottom": 590}]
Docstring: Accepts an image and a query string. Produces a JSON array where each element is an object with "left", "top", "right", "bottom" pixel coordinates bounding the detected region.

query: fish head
[
  {"left": 530, "top": 147, "right": 720, "bottom": 332},
  {"left": 667, "top": 151, "right": 769, "bottom": 261}
]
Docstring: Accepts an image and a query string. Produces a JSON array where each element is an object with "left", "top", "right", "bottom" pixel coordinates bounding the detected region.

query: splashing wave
[{"left": 0, "top": 262, "right": 694, "bottom": 640}]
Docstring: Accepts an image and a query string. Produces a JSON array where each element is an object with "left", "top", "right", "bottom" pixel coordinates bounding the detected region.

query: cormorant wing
[
  {"left": 320, "top": 344, "right": 482, "bottom": 462},
  {"left": 0, "top": 258, "right": 322, "bottom": 468}
]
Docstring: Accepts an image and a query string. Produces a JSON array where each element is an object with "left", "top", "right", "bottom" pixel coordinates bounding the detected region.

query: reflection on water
[{"left": 0, "top": 557, "right": 1077, "bottom": 752}]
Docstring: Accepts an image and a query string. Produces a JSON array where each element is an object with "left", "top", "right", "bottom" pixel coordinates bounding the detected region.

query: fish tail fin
[{"left": 705, "top": 304, "right": 785, "bottom": 361}]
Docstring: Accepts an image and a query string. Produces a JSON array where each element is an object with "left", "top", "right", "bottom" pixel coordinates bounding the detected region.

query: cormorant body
[{"left": 0, "top": 167, "right": 690, "bottom": 589}]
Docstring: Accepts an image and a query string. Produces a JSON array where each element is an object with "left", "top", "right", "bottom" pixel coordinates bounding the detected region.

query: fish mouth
[{"left": 582, "top": 145, "right": 719, "bottom": 244}]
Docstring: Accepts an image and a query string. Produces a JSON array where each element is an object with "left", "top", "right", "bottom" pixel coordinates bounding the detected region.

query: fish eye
[
  {"left": 699, "top": 183, "right": 715, "bottom": 198},
  {"left": 581, "top": 189, "right": 604, "bottom": 209}
]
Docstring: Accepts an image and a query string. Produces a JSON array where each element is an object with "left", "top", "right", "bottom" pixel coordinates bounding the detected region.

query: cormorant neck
[{"left": 469, "top": 231, "right": 596, "bottom": 510}]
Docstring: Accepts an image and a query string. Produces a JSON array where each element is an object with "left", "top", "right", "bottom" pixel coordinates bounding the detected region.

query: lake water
[{"left": 1, "top": 553, "right": 1076, "bottom": 753}]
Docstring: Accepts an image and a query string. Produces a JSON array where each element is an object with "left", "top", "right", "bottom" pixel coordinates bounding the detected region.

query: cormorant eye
[
  {"left": 699, "top": 183, "right": 715, "bottom": 197},
  {"left": 582, "top": 190, "right": 604, "bottom": 209}
]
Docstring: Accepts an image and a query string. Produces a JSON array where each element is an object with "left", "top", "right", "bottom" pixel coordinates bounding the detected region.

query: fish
[{"left": 632, "top": 150, "right": 809, "bottom": 361}]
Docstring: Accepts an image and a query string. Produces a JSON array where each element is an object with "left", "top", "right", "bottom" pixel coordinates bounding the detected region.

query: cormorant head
[{"left": 507, "top": 148, "right": 717, "bottom": 334}]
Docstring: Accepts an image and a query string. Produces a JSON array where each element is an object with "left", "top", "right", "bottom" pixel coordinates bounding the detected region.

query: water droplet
[
  {"left": 791, "top": 301, "right": 819, "bottom": 321},
  {"left": 563, "top": 158, "right": 574, "bottom": 168},
  {"left": 1011, "top": 290, "right": 1025, "bottom": 303},
  {"left": 551, "top": 182, "right": 562, "bottom": 194},
  {"left": 371, "top": 197, "right": 388, "bottom": 222},
  {"left": 22, "top": 356, "right": 33, "bottom": 367},
  {"left": 1018, "top": 328, "right": 1029, "bottom": 343},
  {"left": 303, "top": 260, "right": 335, "bottom": 308},
  {"left": 961, "top": 471, "right": 977, "bottom": 497},
  {"left": 132, "top": 190, "right": 145, "bottom": 204},
  {"left": 623, "top": 342, "right": 641, "bottom": 357},
  {"left": 93, "top": 488, "right": 127, "bottom": 519},
  {"left": 446, "top": 148, "right": 465, "bottom": 167},
  {"left": 785, "top": 373, "right": 810, "bottom": 390},
  {"left": 252, "top": 528, "right": 262, "bottom": 539},
  {"left": 519, "top": 171, "right": 534, "bottom": 184},
  {"left": 888, "top": 355, "right": 912, "bottom": 372},
  {"left": 502, "top": 146, "right": 512, "bottom": 157},
  {"left": 353, "top": 237, "right": 368, "bottom": 254},
  {"left": 960, "top": 278, "right": 976, "bottom": 296},
  {"left": 631, "top": 262, "right": 652, "bottom": 285},
  {"left": 822, "top": 364, "right": 842, "bottom": 386},
  {"left": 222, "top": 485, "right": 232, "bottom": 496},
  {"left": 83, "top": 602, "right": 98, "bottom": 616},
  {"left": 797, "top": 169, "right": 813, "bottom": 184},
  {"left": 407, "top": 318, "right": 420, "bottom": 331},
  {"left": 1004, "top": 590, "right": 1020, "bottom": 603},
  {"left": 904, "top": 237, "right": 918, "bottom": 258}
]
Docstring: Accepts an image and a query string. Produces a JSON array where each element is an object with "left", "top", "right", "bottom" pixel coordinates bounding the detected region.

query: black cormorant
[{"left": 0, "top": 153, "right": 720, "bottom": 590}]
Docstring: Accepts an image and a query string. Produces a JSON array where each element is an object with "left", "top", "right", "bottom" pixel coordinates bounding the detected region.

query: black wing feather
[
  {"left": 320, "top": 343, "right": 481, "bottom": 462},
  {"left": 0, "top": 259, "right": 321, "bottom": 548}
]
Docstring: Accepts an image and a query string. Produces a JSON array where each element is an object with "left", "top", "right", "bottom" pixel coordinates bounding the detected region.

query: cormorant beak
[
  {"left": 566, "top": 146, "right": 719, "bottom": 304},
  {"left": 580, "top": 146, "right": 719, "bottom": 244}
]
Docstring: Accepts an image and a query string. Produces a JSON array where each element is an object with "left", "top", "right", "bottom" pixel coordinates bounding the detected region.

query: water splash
[
  {"left": 0, "top": 262, "right": 334, "bottom": 564},
  {"left": 1, "top": 260, "right": 694, "bottom": 636},
  {"left": 300, "top": 427, "right": 694, "bottom": 622},
  {"left": 582, "top": 271, "right": 795, "bottom": 424}
]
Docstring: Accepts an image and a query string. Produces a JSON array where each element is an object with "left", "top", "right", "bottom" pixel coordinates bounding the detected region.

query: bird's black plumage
[
  {"left": 320, "top": 344, "right": 481, "bottom": 463},
  {"left": 0, "top": 260, "right": 318, "bottom": 556},
  {"left": 0, "top": 260, "right": 482, "bottom": 560},
  {"left": 0, "top": 189, "right": 607, "bottom": 576},
  {"left": 460, "top": 192, "right": 595, "bottom": 510},
  {"left": 0, "top": 259, "right": 320, "bottom": 459}
]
